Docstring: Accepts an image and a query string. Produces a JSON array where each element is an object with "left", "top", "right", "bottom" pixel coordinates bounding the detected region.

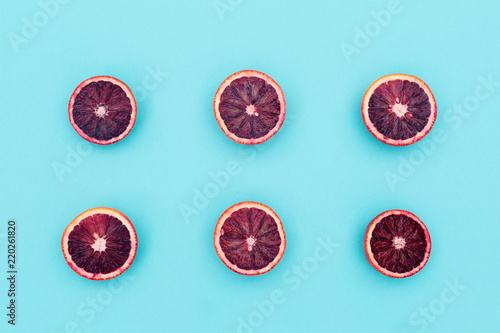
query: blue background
[{"left": 1, "top": 0, "right": 499, "bottom": 332}]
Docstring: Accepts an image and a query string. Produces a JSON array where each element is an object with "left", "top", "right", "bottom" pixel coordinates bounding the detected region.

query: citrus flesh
[
  {"left": 362, "top": 74, "right": 437, "bottom": 146},
  {"left": 69, "top": 76, "right": 137, "bottom": 145},
  {"left": 214, "top": 70, "right": 286, "bottom": 145},
  {"left": 214, "top": 202, "right": 286, "bottom": 275},
  {"left": 62, "top": 207, "right": 138, "bottom": 280},
  {"left": 364, "top": 209, "right": 431, "bottom": 278}
]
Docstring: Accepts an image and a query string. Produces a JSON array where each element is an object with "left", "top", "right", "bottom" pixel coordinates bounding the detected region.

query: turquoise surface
[{"left": 1, "top": 0, "right": 499, "bottom": 332}]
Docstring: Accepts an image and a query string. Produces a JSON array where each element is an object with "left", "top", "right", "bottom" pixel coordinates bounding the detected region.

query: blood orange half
[
  {"left": 214, "top": 70, "right": 286, "bottom": 145},
  {"left": 364, "top": 209, "right": 431, "bottom": 278},
  {"left": 361, "top": 74, "right": 437, "bottom": 146},
  {"left": 214, "top": 202, "right": 286, "bottom": 275},
  {"left": 62, "top": 207, "right": 138, "bottom": 280},
  {"left": 69, "top": 76, "right": 137, "bottom": 145}
]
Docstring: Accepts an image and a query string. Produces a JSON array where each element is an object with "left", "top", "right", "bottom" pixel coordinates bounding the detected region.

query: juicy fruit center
[
  {"left": 91, "top": 236, "right": 107, "bottom": 252},
  {"left": 392, "top": 236, "right": 406, "bottom": 250},
  {"left": 370, "top": 214, "right": 428, "bottom": 274},
  {"left": 219, "top": 207, "right": 282, "bottom": 271},
  {"left": 72, "top": 80, "right": 133, "bottom": 142},
  {"left": 218, "top": 76, "right": 281, "bottom": 140},
  {"left": 246, "top": 105, "right": 259, "bottom": 116},
  {"left": 246, "top": 236, "right": 256, "bottom": 251},
  {"left": 392, "top": 102, "right": 408, "bottom": 117},
  {"left": 367, "top": 79, "right": 431, "bottom": 141},
  {"left": 95, "top": 104, "right": 108, "bottom": 117},
  {"left": 67, "top": 213, "right": 132, "bottom": 275}
]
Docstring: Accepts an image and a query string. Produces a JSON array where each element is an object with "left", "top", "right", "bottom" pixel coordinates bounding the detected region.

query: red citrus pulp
[
  {"left": 62, "top": 207, "right": 138, "bottom": 280},
  {"left": 361, "top": 74, "right": 437, "bottom": 146},
  {"left": 69, "top": 76, "right": 137, "bottom": 145},
  {"left": 364, "top": 209, "right": 431, "bottom": 278},
  {"left": 214, "top": 70, "right": 286, "bottom": 145},
  {"left": 214, "top": 202, "right": 286, "bottom": 275}
]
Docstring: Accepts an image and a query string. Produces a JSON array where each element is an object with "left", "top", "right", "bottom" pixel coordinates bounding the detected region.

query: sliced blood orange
[
  {"left": 69, "top": 76, "right": 137, "bottom": 145},
  {"left": 214, "top": 202, "right": 286, "bottom": 275},
  {"left": 62, "top": 207, "right": 138, "bottom": 280},
  {"left": 364, "top": 209, "right": 431, "bottom": 278},
  {"left": 361, "top": 74, "right": 437, "bottom": 146},
  {"left": 214, "top": 70, "right": 286, "bottom": 145}
]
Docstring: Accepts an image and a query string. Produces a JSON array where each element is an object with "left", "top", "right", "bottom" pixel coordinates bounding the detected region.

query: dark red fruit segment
[
  {"left": 67, "top": 214, "right": 131, "bottom": 275},
  {"left": 219, "top": 77, "right": 281, "bottom": 139},
  {"left": 72, "top": 81, "right": 133, "bottom": 141},
  {"left": 370, "top": 214, "right": 427, "bottom": 274},
  {"left": 219, "top": 207, "right": 281, "bottom": 270},
  {"left": 368, "top": 79, "right": 431, "bottom": 141}
]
